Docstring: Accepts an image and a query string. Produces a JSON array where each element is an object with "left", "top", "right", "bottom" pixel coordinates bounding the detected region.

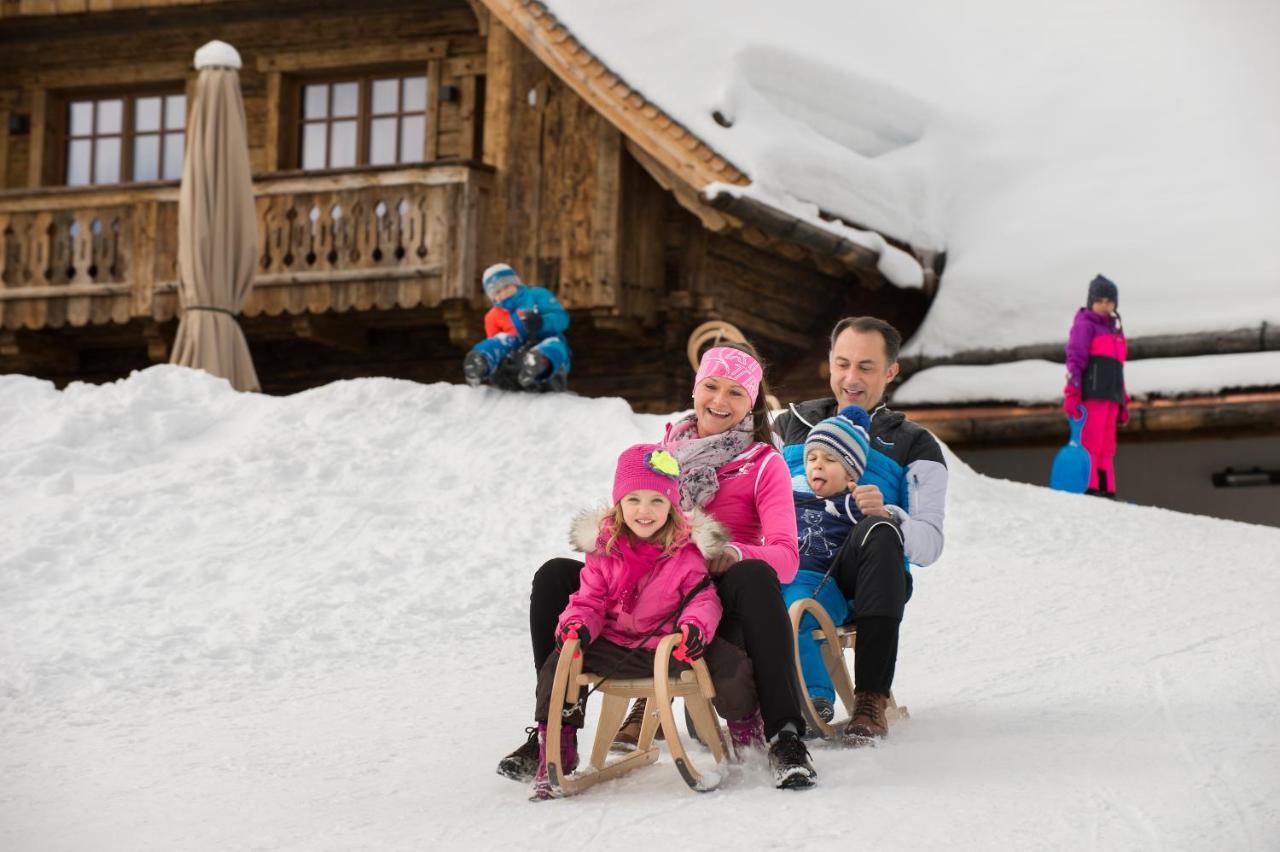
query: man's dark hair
[{"left": 829, "top": 316, "right": 903, "bottom": 364}]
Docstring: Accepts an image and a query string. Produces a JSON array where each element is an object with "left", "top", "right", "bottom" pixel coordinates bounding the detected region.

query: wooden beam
[
  {"left": 623, "top": 138, "right": 733, "bottom": 232},
  {"left": 901, "top": 391, "right": 1280, "bottom": 446},
  {"left": 466, "top": 0, "right": 490, "bottom": 36},
  {"left": 27, "top": 87, "right": 45, "bottom": 188},
  {"left": 264, "top": 71, "right": 283, "bottom": 172},
  {"left": 457, "top": 74, "right": 478, "bottom": 161},
  {"left": 900, "top": 324, "right": 1280, "bottom": 376},
  {"left": 591, "top": 121, "right": 621, "bottom": 301},
  {"left": 291, "top": 314, "right": 367, "bottom": 353},
  {"left": 28, "top": 61, "right": 188, "bottom": 88},
  {"left": 0, "top": 107, "right": 10, "bottom": 189},
  {"left": 441, "top": 297, "right": 483, "bottom": 348},
  {"left": 425, "top": 58, "right": 442, "bottom": 162},
  {"left": 142, "top": 320, "right": 168, "bottom": 362},
  {"left": 0, "top": 328, "right": 78, "bottom": 369},
  {"left": 256, "top": 41, "right": 447, "bottom": 73}
]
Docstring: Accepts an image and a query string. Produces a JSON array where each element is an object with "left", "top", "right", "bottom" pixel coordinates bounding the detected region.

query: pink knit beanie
[{"left": 612, "top": 443, "right": 683, "bottom": 507}]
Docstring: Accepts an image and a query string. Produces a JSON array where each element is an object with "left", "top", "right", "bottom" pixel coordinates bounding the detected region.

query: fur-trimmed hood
[{"left": 568, "top": 506, "right": 729, "bottom": 558}]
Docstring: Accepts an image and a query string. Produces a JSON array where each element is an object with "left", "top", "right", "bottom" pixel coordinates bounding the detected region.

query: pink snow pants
[{"left": 1081, "top": 399, "right": 1119, "bottom": 493}]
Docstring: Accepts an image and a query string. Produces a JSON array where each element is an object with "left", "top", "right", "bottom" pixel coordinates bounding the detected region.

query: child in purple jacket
[
  {"left": 517, "top": 443, "right": 756, "bottom": 800},
  {"left": 1062, "top": 274, "right": 1129, "bottom": 497}
]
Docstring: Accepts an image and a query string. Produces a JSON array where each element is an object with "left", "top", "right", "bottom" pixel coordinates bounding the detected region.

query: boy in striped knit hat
[{"left": 781, "top": 405, "right": 872, "bottom": 732}]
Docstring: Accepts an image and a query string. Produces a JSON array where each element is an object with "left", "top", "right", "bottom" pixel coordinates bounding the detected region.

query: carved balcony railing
[{"left": 0, "top": 163, "right": 492, "bottom": 332}]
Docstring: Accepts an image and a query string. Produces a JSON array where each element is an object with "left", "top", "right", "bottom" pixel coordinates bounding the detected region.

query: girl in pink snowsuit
[
  {"left": 1063, "top": 275, "right": 1129, "bottom": 497},
  {"left": 525, "top": 443, "right": 756, "bottom": 799}
]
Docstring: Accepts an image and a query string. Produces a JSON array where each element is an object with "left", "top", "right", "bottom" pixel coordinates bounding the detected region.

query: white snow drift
[{"left": 2, "top": 367, "right": 1278, "bottom": 850}]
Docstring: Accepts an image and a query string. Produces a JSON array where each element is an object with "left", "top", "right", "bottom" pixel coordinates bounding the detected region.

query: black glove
[
  {"left": 555, "top": 621, "right": 590, "bottom": 652},
  {"left": 673, "top": 623, "right": 705, "bottom": 662},
  {"left": 519, "top": 309, "right": 543, "bottom": 337}
]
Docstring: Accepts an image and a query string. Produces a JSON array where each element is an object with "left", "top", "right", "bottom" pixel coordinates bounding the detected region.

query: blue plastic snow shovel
[{"left": 1049, "top": 408, "right": 1092, "bottom": 493}]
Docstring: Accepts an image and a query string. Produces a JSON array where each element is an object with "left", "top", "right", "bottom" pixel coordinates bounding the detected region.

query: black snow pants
[{"left": 830, "top": 515, "right": 913, "bottom": 696}]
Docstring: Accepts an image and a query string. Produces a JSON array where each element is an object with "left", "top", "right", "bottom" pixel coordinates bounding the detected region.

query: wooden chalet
[{"left": 0, "top": 0, "right": 934, "bottom": 411}]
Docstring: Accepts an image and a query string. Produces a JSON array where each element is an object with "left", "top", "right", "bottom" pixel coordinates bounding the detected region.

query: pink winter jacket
[
  {"left": 558, "top": 508, "right": 728, "bottom": 651},
  {"left": 694, "top": 441, "right": 801, "bottom": 584}
]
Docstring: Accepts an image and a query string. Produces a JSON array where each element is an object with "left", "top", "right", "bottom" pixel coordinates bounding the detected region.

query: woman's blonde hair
[{"left": 603, "top": 496, "right": 689, "bottom": 557}]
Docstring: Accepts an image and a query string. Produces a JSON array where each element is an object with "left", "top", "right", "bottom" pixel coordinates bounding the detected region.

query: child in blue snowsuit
[
  {"left": 781, "top": 405, "right": 871, "bottom": 726},
  {"left": 463, "top": 263, "right": 571, "bottom": 391}
]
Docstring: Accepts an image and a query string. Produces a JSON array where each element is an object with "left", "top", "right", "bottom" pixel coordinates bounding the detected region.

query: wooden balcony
[{"left": 0, "top": 163, "right": 492, "bottom": 338}]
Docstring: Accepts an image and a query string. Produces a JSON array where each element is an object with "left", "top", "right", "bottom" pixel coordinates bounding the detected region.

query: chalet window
[
  {"left": 298, "top": 73, "right": 427, "bottom": 170},
  {"left": 65, "top": 92, "right": 186, "bottom": 186}
]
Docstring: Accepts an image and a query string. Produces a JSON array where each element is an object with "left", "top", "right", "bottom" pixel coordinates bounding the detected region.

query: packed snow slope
[
  {"left": 542, "top": 0, "right": 1280, "bottom": 355},
  {"left": 2, "top": 368, "right": 1278, "bottom": 851}
]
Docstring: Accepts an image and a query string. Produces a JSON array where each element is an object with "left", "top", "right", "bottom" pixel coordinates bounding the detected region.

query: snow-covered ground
[
  {"left": 2, "top": 367, "right": 1279, "bottom": 850},
  {"left": 542, "top": 0, "right": 1280, "bottom": 354},
  {"left": 894, "top": 351, "right": 1280, "bottom": 406}
]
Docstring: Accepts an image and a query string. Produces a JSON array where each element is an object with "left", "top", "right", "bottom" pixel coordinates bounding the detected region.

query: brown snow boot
[
  {"left": 842, "top": 691, "right": 889, "bottom": 746},
  {"left": 610, "top": 697, "right": 664, "bottom": 752}
]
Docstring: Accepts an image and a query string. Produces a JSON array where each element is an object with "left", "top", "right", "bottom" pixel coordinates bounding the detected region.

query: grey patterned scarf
[{"left": 661, "top": 414, "right": 754, "bottom": 512}]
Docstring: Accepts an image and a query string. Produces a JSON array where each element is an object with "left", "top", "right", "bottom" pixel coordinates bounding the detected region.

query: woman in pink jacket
[
  {"left": 1063, "top": 275, "right": 1129, "bottom": 497},
  {"left": 525, "top": 443, "right": 756, "bottom": 799},
  {"left": 499, "top": 341, "right": 816, "bottom": 790}
]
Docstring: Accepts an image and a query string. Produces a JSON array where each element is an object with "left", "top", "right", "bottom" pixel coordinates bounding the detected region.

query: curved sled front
[
  {"left": 787, "top": 598, "right": 908, "bottom": 741},
  {"left": 652, "top": 633, "right": 729, "bottom": 792},
  {"left": 544, "top": 635, "right": 728, "bottom": 797}
]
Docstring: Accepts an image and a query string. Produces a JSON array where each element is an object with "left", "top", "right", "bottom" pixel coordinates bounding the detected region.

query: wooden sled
[
  {"left": 788, "top": 598, "right": 909, "bottom": 740},
  {"left": 545, "top": 634, "right": 732, "bottom": 797}
]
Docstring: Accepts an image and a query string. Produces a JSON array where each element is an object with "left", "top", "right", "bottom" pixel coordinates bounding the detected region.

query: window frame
[
  {"left": 56, "top": 84, "right": 189, "bottom": 187},
  {"left": 292, "top": 69, "right": 430, "bottom": 171}
]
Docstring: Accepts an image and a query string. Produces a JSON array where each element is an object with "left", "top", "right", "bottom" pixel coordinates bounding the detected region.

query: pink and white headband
[{"left": 694, "top": 346, "right": 762, "bottom": 405}]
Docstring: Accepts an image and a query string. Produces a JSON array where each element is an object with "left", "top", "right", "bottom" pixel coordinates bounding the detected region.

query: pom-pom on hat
[
  {"left": 482, "top": 263, "right": 522, "bottom": 301},
  {"left": 612, "top": 443, "right": 683, "bottom": 508},
  {"left": 805, "top": 405, "right": 871, "bottom": 482},
  {"left": 1087, "top": 274, "right": 1118, "bottom": 307}
]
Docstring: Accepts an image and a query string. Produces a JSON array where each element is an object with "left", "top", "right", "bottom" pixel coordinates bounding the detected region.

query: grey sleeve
[{"left": 894, "top": 457, "right": 948, "bottom": 567}]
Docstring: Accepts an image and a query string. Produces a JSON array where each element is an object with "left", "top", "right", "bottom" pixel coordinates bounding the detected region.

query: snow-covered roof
[
  {"left": 537, "top": 0, "right": 1280, "bottom": 355},
  {"left": 894, "top": 352, "right": 1280, "bottom": 407}
]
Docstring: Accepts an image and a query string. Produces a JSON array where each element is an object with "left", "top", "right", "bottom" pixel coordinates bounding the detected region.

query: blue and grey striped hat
[
  {"left": 482, "top": 263, "right": 522, "bottom": 300},
  {"left": 805, "top": 405, "right": 871, "bottom": 481}
]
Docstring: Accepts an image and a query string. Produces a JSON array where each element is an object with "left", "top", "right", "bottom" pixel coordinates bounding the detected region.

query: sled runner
[
  {"left": 544, "top": 634, "right": 732, "bottom": 797},
  {"left": 788, "top": 598, "right": 908, "bottom": 740}
]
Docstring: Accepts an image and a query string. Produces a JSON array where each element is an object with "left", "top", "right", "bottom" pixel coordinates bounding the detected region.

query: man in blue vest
[{"left": 772, "top": 316, "right": 948, "bottom": 744}]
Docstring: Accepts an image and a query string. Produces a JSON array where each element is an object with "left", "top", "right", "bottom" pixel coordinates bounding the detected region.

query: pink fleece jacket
[
  {"left": 698, "top": 442, "right": 801, "bottom": 584},
  {"left": 558, "top": 509, "right": 726, "bottom": 650}
]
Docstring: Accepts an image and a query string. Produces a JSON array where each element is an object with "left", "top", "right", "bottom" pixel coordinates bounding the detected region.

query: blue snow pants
[
  {"left": 468, "top": 333, "right": 571, "bottom": 377},
  {"left": 781, "top": 568, "right": 850, "bottom": 704}
]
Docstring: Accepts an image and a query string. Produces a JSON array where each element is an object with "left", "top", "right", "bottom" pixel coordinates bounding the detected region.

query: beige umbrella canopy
[{"left": 170, "top": 40, "right": 260, "bottom": 392}]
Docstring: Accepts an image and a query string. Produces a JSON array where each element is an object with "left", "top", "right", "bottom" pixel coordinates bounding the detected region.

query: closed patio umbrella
[{"left": 170, "top": 40, "right": 260, "bottom": 392}]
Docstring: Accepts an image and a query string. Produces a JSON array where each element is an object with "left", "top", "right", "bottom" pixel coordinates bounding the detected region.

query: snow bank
[
  {"left": 541, "top": 0, "right": 1280, "bottom": 354},
  {"left": 2, "top": 368, "right": 1278, "bottom": 849},
  {"left": 894, "top": 351, "right": 1280, "bottom": 406}
]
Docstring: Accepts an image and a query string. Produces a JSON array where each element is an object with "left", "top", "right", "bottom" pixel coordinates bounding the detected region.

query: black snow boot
[
  {"left": 496, "top": 726, "right": 541, "bottom": 782},
  {"left": 518, "top": 350, "right": 551, "bottom": 390},
  {"left": 463, "top": 351, "right": 489, "bottom": 387},
  {"left": 768, "top": 730, "right": 817, "bottom": 790}
]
